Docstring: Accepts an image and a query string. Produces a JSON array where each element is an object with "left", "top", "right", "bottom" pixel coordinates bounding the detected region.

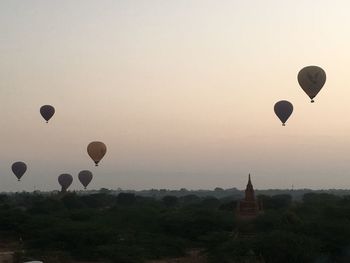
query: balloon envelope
[
  {"left": 40, "top": 105, "right": 55, "bottom": 123},
  {"left": 58, "top": 174, "right": 73, "bottom": 192},
  {"left": 298, "top": 66, "right": 326, "bottom": 102},
  {"left": 87, "top": 141, "right": 107, "bottom": 166},
  {"left": 274, "top": 100, "right": 293, "bottom": 126},
  {"left": 78, "top": 170, "right": 93, "bottom": 189},
  {"left": 11, "top": 161, "right": 27, "bottom": 181}
]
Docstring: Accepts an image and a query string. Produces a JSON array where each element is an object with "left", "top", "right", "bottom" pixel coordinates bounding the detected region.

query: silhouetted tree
[
  {"left": 117, "top": 193, "right": 136, "bottom": 205},
  {"left": 162, "top": 196, "right": 178, "bottom": 207}
]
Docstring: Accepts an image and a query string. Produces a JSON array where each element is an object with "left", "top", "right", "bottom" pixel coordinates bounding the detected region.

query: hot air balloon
[
  {"left": 274, "top": 100, "right": 293, "bottom": 126},
  {"left": 58, "top": 173, "right": 73, "bottom": 192},
  {"left": 298, "top": 66, "right": 326, "bottom": 103},
  {"left": 78, "top": 170, "right": 93, "bottom": 189},
  {"left": 87, "top": 141, "right": 107, "bottom": 166},
  {"left": 40, "top": 105, "right": 55, "bottom": 123},
  {"left": 11, "top": 161, "right": 27, "bottom": 181}
]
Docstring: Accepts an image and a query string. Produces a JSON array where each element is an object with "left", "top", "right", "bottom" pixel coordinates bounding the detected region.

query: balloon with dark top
[
  {"left": 12, "top": 161, "right": 27, "bottom": 181},
  {"left": 87, "top": 141, "right": 107, "bottom": 166},
  {"left": 58, "top": 173, "right": 73, "bottom": 192},
  {"left": 78, "top": 170, "right": 93, "bottom": 189},
  {"left": 298, "top": 66, "right": 326, "bottom": 103},
  {"left": 274, "top": 100, "right": 293, "bottom": 126},
  {"left": 40, "top": 105, "right": 55, "bottom": 123}
]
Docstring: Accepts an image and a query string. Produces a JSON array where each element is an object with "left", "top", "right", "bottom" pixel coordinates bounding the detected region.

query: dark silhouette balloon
[
  {"left": 298, "top": 66, "right": 326, "bottom": 103},
  {"left": 274, "top": 100, "right": 293, "bottom": 126},
  {"left": 78, "top": 170, "right": 93, "bottom": 189},
  {"left": 58, "top": 173, "right": 73, "bottom": 192},
  {"left": 40, "top": 105, "right": 55, "bottom": 123},
  {"left": 11, "top": 161, "right": 27, "bottom": 181},
  {"left": 87, "top": 141, "right": 107, "bottom": 166}
]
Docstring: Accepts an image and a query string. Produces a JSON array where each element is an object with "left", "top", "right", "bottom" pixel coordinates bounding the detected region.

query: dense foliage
[{"left": 0, "top": 192, "right": 349, "bottom": 262}]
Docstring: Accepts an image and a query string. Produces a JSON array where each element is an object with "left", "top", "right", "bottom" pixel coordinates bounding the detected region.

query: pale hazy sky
[{"left": 1, "top": 0, "right": 350, "bottom": 191}]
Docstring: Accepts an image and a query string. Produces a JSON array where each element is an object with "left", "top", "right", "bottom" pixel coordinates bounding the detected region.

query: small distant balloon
[
  {"left": 40, "top": 105, "right": 55, "bottom": 123},
  {"left": 58, "top": 173, "right": 73, "bottom": 192},
  {"left": 298, "top": 66, "right": 326, "bottom": 103},
  {"left": 274, "top": 100, "right": 293, "bottom": 126},
  {"left": 11, "top": 161, "right": 27, "bottom": 181},
  {"left": 87, "top": 141, "right": 107, "bottom": 166},
  {"left": 78, "top": 170, "right": 93, "bottom": 189}
]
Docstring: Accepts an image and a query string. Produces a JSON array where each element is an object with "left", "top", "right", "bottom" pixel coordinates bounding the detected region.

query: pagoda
[{"left": 236, "top": 174, "right": 263, "bottom": 219}]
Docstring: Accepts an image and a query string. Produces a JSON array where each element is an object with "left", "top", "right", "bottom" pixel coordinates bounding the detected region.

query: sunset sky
[{"left": 1, "top": 0, "right": 350, "bottom": 191}]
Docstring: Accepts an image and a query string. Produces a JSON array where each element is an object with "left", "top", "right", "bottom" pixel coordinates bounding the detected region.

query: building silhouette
[{"left": 236, "top": 174, "right": 263, "bottom": 219}]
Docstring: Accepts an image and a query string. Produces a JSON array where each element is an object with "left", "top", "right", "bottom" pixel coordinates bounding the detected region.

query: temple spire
[
  {"left": 245, "top": 174, "right": 255, "bottom": 201},
  {"left": 237, "top": 173, "right": 263, "bottom": 219},
  {"left": 246, "top": 174, "right": 253, "bottom": 190}
]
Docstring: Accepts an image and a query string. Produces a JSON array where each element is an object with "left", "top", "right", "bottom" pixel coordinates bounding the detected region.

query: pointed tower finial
[{"left": 245, "top": 173, "right": 255, "bottom": 201}]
